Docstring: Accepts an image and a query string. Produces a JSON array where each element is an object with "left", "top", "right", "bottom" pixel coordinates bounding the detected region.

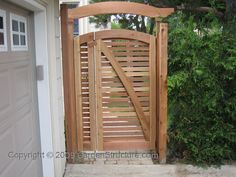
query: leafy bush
[{"left": 167, "top": 12, "right": 236, "bottom": 165}]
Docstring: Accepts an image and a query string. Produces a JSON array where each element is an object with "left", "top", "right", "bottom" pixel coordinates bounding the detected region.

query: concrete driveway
[{"left": 65, "top": 164, "right": 236, "bottom": 177}]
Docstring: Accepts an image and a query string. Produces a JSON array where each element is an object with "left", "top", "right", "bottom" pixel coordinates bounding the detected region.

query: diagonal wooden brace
[{"left": 99, "top": 40, "right": 150, "bottom": 140}]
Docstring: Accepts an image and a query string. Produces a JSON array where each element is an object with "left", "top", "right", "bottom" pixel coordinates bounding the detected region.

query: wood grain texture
[
  {"left": 99, "top": 40, "right": 150, "bottom": 140},
  {"left": 104, "top": 141, "right": 149, "bottom": 151},
  {"left": 68, "top": 1, "right": 174, "bottom": 19},
  {"left": 79, "top": 29, "right": 151, "bottom": 44},
  {"left": 157, "top": 22, "right": 168, "bottom": 164},
  {"left": 60, "top": 4, "right": 77, "bottom": 163},
  {"left": 87, "top": 42, "right": 97, "bottom": 150},
  {"left": 74, "top": 37, "right": 83, "bottom": 151},
  {"left": 74, "top": 30, "right": 165, "bottom": 152},
  {"left": 149, "top": 36, "right": 157, "bottom": 150},
  {"left": 95, "top": 40, "right": 104, "bottom": 150}
]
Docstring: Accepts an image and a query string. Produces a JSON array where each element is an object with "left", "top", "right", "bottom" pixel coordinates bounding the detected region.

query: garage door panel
[
  {"left": 14, "top": 144, "right": 35, "bottom": 175},
  {"left": 0, "top": 100, "right": 31, "bottom": 132},
  {"left": 21, "top": 161, "right": 40, "bottom": 177},
  {"left": 0, "top": 68, "right": 11, "bottom": 117},
  {"left": 15, "top": 109, "right": 33, "bottom": 151},
  {"left": 13, "top": 63, "right": 31, "bottom": 104},
  {"left": 1, "top": 143, "right": 35, "bottom": 177},
  {"left": 0, "top": 53, "right": 30, "bottom": 64},
  {"left": 0, "top": 2, "right": 42, "bottom": 177},
  {"left": 0, "top": 62, "right": 32, "bottom": 123},
  {"left": 0, "top": 104, "right": 35, "bottom": 176},
  {"left": 14, "top": 65, "right": 30, "bottom": 99},
  {"left": 0, "top": 127, "right": 16, "bottom": 173}
]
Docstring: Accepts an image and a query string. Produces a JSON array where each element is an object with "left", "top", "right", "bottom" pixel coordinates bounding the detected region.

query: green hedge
[{"left": 166, "top": 12, "right": 236, "bottom": 165}]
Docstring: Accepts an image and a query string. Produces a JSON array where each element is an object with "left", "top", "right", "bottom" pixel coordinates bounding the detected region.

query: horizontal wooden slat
[
  {"left": 102, "top": 97, "right": 149, "bottom": 102},
  {"left": 102, "top": 67, "right": 149, "bottom": 72},
  {"left": 102, "top": 87, "right": 149, "bottom": 92},
  {"left": 103, "top": 107, "right": 149, "bottom": 111},
  {"left": 103, "top": 127, "right": 142, "bottom": 131},
  {"left": 103, "top": 122, "right": 141, "bottom": 126},
  {"left": 102, "top": 76, "right": 149, "bottom": 82},
  {"left": 102, "top": 82, "right": 149, "bottom": 87},
  {"left": 103, "top": 131, "right": 143, "bottom": 136},
  {"left": 104, "top": 41, "right": 148, "bottom": 46},
  {"left": 102, "top": 61, "right": 149, "bottom": 67},
  {"left": 103, "top": 140, "right": 149, "bottom": 151},
  {"left": 103, "top": 136, "right": 145, "bottom": 141},
  {"left": 102, "top": 57, "right": 149, "bottom": 62},
  {"left": 111, "top": 47, "right": 149, "bottom": 51},
  {"left": 103, "top": 112, "right": 150, "bottom": 117},
  {"left": 112, "top": 51, "right": 149, "bottom": 56}
]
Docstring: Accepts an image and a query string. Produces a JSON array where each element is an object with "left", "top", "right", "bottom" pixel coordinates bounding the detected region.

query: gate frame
[{"left": 60, "top": 1, "right": 174, "bottom": 163}]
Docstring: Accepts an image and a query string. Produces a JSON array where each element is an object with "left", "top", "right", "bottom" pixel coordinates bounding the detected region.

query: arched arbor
[{"left": 61, "top": 1, "right": 174, "bottom": 163}]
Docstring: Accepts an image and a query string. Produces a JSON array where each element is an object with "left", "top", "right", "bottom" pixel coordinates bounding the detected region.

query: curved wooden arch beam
[
  {"left": 68, "top": 1, "right": 174, "bottom": 19},
  {"left": 78, "top": 29, "right": 152, "bottom": 44}
]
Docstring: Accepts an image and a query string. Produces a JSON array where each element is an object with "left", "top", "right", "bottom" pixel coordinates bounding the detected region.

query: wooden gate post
[
  {"left": 61, "top": 4, "right": 77, "bottom": 163},
  {"left": 156, "top": 19, "right": 168, "bottom": 164}
]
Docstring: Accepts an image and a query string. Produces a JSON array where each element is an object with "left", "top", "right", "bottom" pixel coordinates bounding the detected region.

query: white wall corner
[
  {"left": 35, "top": 0, "right": 66, "bottom": 175},
  {"left": 46, "top": 0, "right": 66, "bottom": 177},
  {"left": 34, "top": 8, "right": 56, "bottom": 177}
]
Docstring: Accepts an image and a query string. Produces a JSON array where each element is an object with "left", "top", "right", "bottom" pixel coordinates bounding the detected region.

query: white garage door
[{"left": 0, "top": 2, "right": 43, "bottom": 177}]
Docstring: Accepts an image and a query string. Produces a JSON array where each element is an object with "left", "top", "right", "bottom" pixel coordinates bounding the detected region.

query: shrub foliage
[{"left": 167, "top": 12, "right": 236, "bottom": 165}]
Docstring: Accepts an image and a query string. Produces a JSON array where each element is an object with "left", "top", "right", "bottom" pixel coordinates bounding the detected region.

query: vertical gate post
[
  {"left": 61, "top": 4, "right": 77, "bottom": 163},
  {"left": 156, "top": 19, "right": 168, "bottom": 163},
  {"left": 95, "top": 40, "right": 104, "bottom": 151},
  {"left": 149, "top": 36, "right": 157, "bottom": 150},
  {"left": 74, "top": 38, "right": 84, "bottom": 151},
  {"left": 87, "top": 41, "right": 97, "bottom": 150}
]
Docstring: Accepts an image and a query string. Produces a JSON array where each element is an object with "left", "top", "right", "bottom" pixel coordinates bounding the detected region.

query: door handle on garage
[{"left": 36, "top": 65, "right": 44, "bottom": 81}]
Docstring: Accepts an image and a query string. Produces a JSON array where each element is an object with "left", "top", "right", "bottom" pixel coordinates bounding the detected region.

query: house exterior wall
[
  {"left": 46, "top": 0, "right": 66, "bottom": 176},
  {"left": 36, "top": 0, "right": 66, "bottom": 176},
  {"left": 0, "top": 2, "right": 43, "bottom": 177},
  {"left": 7, "top": 0, "right": 66, "bottom": 177}
]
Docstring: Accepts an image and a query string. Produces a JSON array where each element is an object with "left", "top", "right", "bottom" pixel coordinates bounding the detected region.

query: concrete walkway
[{"left": 65, "top": 164, "right": 236, "bottom": 177}]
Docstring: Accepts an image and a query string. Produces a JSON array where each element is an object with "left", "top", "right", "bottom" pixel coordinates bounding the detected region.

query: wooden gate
[
  {"left": 61, "top": 2, "right": 174, "bottom": 163},
  {"left": 74, "top": 30, "right": 157, "bottom": 151}
]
